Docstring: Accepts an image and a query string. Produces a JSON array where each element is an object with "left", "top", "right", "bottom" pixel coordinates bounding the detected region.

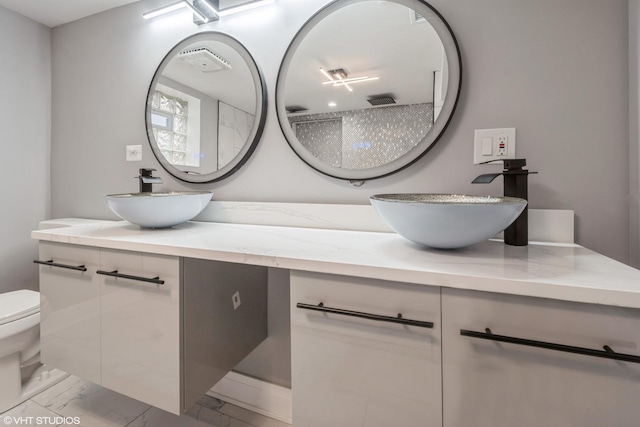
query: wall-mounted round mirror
[
  {"left": 146, "top": 32, "right": 267, "bottom": 183},
  {"left": 276, "top": 0, "right": 461, "bottom": 182}
]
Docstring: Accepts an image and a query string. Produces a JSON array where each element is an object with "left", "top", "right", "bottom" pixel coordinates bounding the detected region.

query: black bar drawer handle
[
  {"left": 297, "top": 302, "right": 434, "bottom": 329},
  {"left": 34, "top": 259, "right": 87, "bottom": 272},
  {"left": 96, "top": 270, "right": 164, "bottom": 285},
  {"left": 461, "top": 328, "right": 640, "bottom": 364}
]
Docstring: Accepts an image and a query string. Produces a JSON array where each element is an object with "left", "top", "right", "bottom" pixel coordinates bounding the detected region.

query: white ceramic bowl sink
[
  {"left": 370, "top": 194, "right": 527, "bottom": 249},
  {"left": 104, "top": 191, "right": 213, "bottom": 228}
]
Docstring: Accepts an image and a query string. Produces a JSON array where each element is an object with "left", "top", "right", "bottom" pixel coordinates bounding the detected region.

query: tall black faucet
[
  {"left": 472, "top": 159, "right": 537, "bottom": 246},
  {"left": 137, "top": 168, "right": 163, "bottom": 193}
]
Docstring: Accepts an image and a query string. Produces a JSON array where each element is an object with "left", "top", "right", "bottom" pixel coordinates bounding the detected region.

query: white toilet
[{"left": 0, "top": 290, "right": 67, "bottom": 413}]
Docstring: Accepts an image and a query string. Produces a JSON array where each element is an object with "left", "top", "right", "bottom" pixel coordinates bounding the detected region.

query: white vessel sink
[
  {"left": 105, "top": 191, "right": 213, "bottom": 228},
  {"left": 370, "top": 194, "right": 527, "bottom": 249}
]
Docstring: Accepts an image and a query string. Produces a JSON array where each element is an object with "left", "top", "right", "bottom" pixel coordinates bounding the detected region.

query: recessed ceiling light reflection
[{"left": 328, "top": 102, "right": 337, "bottom": 107}]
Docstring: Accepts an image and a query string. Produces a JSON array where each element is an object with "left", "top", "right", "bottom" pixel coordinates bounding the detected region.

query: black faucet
[
  {"left": 137, "top": 168, "right": 163, "bottom": 193},
  {"left": 472, "top": 159, "right": 537, "bottom": 246}
]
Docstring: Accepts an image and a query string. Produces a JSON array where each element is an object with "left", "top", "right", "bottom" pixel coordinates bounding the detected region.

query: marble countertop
[{"left": 32, "top": 220, "right": 640, "bottom": 309}]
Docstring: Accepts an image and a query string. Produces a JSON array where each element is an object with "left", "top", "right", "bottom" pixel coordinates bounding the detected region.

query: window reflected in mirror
[
  {"left": 146, "top": 32, "right": 266, "bottom": 183},
  {"left": 151, "top": 90, "right": 197, "bottom": 167}
]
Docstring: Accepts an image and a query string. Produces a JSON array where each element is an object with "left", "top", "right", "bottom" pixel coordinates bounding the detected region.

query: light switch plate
[
  {"left": 473, "top": 128, "right": 516, "bottom": 164},
  {"left": 126, "top": 145, "right": 142, "bottom": 162}
]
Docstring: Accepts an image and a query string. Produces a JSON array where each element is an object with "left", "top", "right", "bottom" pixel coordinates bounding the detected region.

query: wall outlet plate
[
  {"left": 126, "top": 145, "right": 142, "bottom": 162},
  {"left": 232, "top": 291, "right": 241, "bottom": 310},
  {"left": 473, "top": 128, "right": 516, "bottom": 164}
]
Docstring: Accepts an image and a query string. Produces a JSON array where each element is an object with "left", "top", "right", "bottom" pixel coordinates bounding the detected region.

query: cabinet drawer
[
  {"left": 442, "top": 288, "right": 640, "bottom": 427},
  {"left": 99, "top": 249, "right": 181, "bottom": 414},
  {"left": 38, "top": 242, "right": 101, "bottom": 384},
  {"left": 291, "top": 271, "right": 441, "bottom": 427}
]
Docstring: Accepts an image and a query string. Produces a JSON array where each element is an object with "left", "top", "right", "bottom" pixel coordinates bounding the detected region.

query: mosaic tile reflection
[
  {"left": 292, "top": 119, "right": 342, "bottom": 167},
  {"left": 289, "top": 103, "right": 433, "bottom": 170}
]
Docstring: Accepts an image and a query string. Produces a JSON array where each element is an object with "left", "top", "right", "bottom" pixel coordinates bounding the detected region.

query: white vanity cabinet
[
  {"left": 33, "top": 218, "right": 640, "bottom": 425},
  {"left": 99, "top": 249, "right": 181, "bottom": 413},
  {"left": 291, "top": 271, "right": 442, "bottom": 427},
  {"left": 38, "top": 242, "right": 101, "bottom": 384},
  {"left": 36, "top": 242, "right": 268, "bottom": 416},
  {"left": 442, "top": 288, "right": 640, "bottom": 427}
]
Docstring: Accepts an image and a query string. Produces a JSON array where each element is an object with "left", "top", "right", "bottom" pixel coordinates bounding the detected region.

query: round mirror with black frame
[
  {"left": 276, "top": 0, "right": 461, "bottom": 182},
  {"left": 146, "top": 31, "right": 267, "bottom": 183}
]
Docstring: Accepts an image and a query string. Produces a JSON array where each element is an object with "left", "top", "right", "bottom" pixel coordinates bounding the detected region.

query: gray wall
[
  {"left": 0, "top": 6, "right": 51, "bottom": 294},
  {"left": 50, "top": 0, "right": 631, "bottom": 264},
  {"left": 631, "top": 0, "right": 640, "bottom": 268},
  {"left": 234, "top": 268, "right": 290, "bottom": 387}
]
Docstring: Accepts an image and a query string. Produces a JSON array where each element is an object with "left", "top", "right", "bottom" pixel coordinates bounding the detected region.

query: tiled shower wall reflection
[
  {"left": 289, "top": 103, "right": 434, "bottom": 169},
  {"left": 218, "top": 101, "right": 254, "bottom": 169}
]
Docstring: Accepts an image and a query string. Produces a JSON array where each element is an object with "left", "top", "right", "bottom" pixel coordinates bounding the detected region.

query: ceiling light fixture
[
  {"left": 191, "top": 0, "right": 219, "bottom": 23},
  {"left": 322, "top": 76, "right": 380, "bottom": 86},
  {"left": 143, "top": 0, "right": 209, "bottom": 22},
  {"left": 191, "top": 0, "right": 275, "bottom": 20},
  {"left": 184, "top": 1, "right": 209, "bottom": 22},
  {"left": 197, "top": 0, "right": 219, "bottom": 14},
  {"left": 319, "top": 68, "right": 334, "bottom": 81},
  {"left": 142, "top": 1, "right": 188, "bottom": 19},
  {"left": 144, "top": 0, "right": 275, "bottom": 24},
  {"left": 217, "top": 0, "right": 275, "bottom": 16},
  {"left": 320, "top": 67, "right": 378, "bottom": 92},
  {"left": 320, "top": 68, "right": 352, "bottom": 92}
]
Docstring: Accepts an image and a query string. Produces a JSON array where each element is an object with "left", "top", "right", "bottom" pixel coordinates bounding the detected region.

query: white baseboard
[{"left": 207, "top": 372, "right": 292, "bottom": 424}]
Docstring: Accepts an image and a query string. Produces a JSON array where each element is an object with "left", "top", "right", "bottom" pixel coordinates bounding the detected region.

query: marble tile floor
[{"left": 0, "top": 375, "right": 291, "bottom": 427}]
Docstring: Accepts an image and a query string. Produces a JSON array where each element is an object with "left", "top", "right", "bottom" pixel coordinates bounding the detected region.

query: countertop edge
[{"left": 31, "top": 221, "right": 640, "bottom": 310}]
